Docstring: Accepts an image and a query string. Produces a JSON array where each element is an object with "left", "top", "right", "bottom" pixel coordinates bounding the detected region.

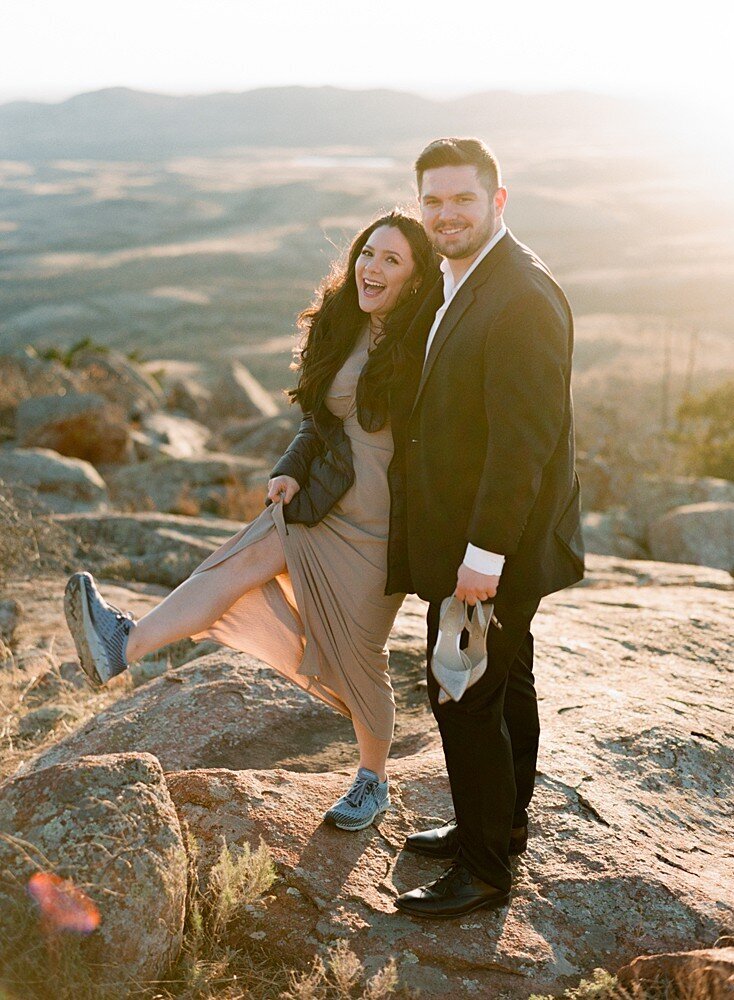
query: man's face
[{"left": 419, "top": 165, "right": 505, "bottom": 260}]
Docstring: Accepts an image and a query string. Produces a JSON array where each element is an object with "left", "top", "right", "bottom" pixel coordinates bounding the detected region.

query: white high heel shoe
[
  {"left": 430, "top": 595, "right": 473, "bottom": 702},
  {"left": 436, "top": 600, "right": 501, "bottom": 704}
]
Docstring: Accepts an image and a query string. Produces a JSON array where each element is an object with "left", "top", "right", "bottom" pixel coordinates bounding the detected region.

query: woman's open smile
[{"left": 355, "top": 224, "right": 416, "bottom": 321}]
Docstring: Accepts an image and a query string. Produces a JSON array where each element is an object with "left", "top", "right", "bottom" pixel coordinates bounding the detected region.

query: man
[{"left": 387, "top": 138, "right": 584, "bottom": 918}]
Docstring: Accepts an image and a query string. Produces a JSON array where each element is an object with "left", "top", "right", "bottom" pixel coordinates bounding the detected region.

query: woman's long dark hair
[{"left": 289, "top": 211, "right": 440, "bottom": 431}]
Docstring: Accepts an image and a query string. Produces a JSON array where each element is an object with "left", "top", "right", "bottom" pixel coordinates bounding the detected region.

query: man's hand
[
  {"left": 267, "top": 475, "right": 300, "bottom": 504},
  {"left": 455, "top": 564, "right": 500, "bottom": 605}
]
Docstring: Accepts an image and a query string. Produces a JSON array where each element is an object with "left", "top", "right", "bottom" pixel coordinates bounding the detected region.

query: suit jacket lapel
[
  {"left": 410, "top": 231, "right": 517, "bottom": 416},
  {"left": 401, "top": 278, "right": 444, "bottom": 388}
]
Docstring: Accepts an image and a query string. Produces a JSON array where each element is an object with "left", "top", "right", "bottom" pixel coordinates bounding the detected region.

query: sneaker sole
[
  {"left": 64, "top": 573, "right": 105, "bottom": 689},
  {"left": 324, "top": 803, "right": 390, "bottom": 832}
]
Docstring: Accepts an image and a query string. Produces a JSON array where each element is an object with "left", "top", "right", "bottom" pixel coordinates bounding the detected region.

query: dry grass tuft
[
  {"left": 529, "top": 965, "right": 731, "bottom": 1000},
  {"left": 0, "top": 654, "right": 133, "bottom": 783},
  {"left": 0, "top": 482, "right": 76, "bottom": 583},
  {"left": 282, "top": 939, "right": 404, "bottom": 1000}
]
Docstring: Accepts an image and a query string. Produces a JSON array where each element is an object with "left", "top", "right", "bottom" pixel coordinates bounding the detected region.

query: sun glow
[{"left": 0, "top": 0, "right": 731, "bottom": 116}]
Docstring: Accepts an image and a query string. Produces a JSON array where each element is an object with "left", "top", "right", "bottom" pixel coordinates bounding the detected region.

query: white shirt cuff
[{"left": 463, "top": 543, "right": 505, "bottom": 577}]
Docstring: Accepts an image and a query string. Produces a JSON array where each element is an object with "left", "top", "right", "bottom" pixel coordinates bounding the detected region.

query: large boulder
[
  {"left": 103, "top": 452, "right": 267, "bottom": 518},
  {"left": 225, "top": 413, "right": 300, "bottom": 462},
  {"left": 0, "top": 352, "right": 81, "bottom": 431},
  {"left": 625, "top": 475, "right": 734, "bottom": 543},
  {"left": 581, "top": 511, "right": 646, "bottom": 559},
  {"left": 165, "top": 376, "right": 212, "bottom": 422},
  {"left": 132, "top": 411, "right": 213, "bottom": 460},
  {"left": 617, "top": 946, "right": 734, "bottom": 993},
  {"left": 53, "top": 510, "right": 244, "bottom": 586},
  {"left": 23, "top": 650, "right": 351, "bottom": 775},
  {"left": 0, "top": 752, "right": 186, "bottom": 990},
  {"left": 208, "top": 361, "right": 280, "bottom": 424},
  {"left": 0, "top": 447, "right": 109, "bottom": 513},
  {"left": 16, "top": 392, "right": 133, "bottom": 465},
  {"left": 648, "top": 501, "right": 734, "bottom": 572},
  {"left": 70, "top": 348, "right": 165, "bottom": 416}
]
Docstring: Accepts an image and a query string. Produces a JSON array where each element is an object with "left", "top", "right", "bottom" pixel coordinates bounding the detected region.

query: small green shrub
[
  {"left": 530, "top": 969, "right": 623, "bottom": 1000},
  {"left": 529, "top": 964, "right": 726, "bottom": 1000},
  {"left": 207, "top": 838, "right": 276, "bottom": 941},
  {"left": 37, "top": 337, "right": 107, "bottom": 368},
  {"left": 673, "top": 380, "right": 734, "bottom": 480}
]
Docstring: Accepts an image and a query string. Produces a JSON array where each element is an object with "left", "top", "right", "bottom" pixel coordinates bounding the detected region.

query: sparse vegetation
[
  {"left": 0, "top": 651, "right": 132, "bottom": 781},
  {"left": 673, "top": 380, "right": 734, "bottom": 481},
  {"left": 0, "top": 833, "right": 278, "bottom": 1000},
  {"left": 36, "top": 337, "right": 109, "bottom": 368},
  {"left": 529, "top": 966, "right": 730, "bottom": 1000},
  {"left": 0, "top": 821, "right": 409, "bottom": 1000},
  {"left": 0, "top": 482, "right": 76, "bottom": 583},
  {"left": 282, "top": 939, "right": 403, "bottom": 1000}
]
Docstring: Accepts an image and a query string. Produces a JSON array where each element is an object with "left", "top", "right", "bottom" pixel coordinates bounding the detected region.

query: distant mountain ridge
[{"left": 0, "top": 85, "right": 645, "bottom": 159}]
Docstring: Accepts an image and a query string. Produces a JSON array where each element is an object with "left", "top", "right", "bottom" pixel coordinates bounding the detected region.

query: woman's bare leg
[
  {"left": 125, "top": 530, "right": 286, "bottom": 662},
  {"left": 351, "top": 715, "right": 392, "bottom": 781},
  {"left": 124, "top": 527, "right": 394, "bottom": 782}
]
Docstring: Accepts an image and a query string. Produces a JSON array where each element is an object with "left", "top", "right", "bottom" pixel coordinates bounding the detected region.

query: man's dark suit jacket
[{"left": 385, "top": 229, "right": 585, "bottom": 605}]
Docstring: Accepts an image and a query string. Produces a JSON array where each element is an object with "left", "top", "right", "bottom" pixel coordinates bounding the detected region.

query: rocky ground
[
  {"left": 1, "top": 346, "right": 733, "bottom": 996},
  {"left": 1, "top": 554, "right": 732, "bottom": 998}
]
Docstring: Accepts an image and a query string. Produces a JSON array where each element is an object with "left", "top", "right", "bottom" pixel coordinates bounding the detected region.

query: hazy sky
[{"left": 1, "top": 0, "right": 732, "bottom": 107}]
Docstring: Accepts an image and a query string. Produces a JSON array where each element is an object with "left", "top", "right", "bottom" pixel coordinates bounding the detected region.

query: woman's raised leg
[{"left": 125, "top": 529, "right": 286, "bottom": 662}]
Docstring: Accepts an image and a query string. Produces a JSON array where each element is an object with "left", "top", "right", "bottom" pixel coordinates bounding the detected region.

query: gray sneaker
[
  {"left": 64, "top": 572, "right": 136, "bottom": 688},
  {"left": 323, "top": 768, "right": 390, "bottom": 831}
]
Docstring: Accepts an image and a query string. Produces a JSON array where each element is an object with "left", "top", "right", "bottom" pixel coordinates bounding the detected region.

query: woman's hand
[{"left": 267, "top": 475, "right": 301, "bottom": 505}]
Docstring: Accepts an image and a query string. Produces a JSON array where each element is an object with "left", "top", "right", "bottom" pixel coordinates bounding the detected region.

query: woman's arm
[{"left": 269, "top": 413, "right": 322, "bottom": 486}]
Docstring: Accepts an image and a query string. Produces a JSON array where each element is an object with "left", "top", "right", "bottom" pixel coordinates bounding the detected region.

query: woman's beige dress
[{"left": 190, "top": 327, "right": 403, "bottom": 741}]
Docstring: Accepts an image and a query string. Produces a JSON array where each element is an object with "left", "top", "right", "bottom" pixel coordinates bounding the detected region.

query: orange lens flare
[{"left": 27, "top": 872, "right": 101, "bottom": 935}]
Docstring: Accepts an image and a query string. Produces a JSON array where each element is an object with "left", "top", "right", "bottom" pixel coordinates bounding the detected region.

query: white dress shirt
[{"left": 424, "top": 225, "right": 508, "bottom": 578}]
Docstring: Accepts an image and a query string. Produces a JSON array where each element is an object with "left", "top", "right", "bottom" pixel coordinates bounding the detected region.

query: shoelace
[
  {"left": 116, "top": 615, "right": 133, "bottom": 633},
  {"left": 433, "top": 863, "right": 472, "bottom": 889},
  {"left": 344, "top": 774, "right": 378, "bottom": 807},
  {"left": 108, "top": 601, "right": 135, "bottom": 630}
]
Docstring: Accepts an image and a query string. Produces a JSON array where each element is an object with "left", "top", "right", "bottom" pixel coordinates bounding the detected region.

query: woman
[{"left": 64, "top": 211, "right": 440, "bottom": 831}]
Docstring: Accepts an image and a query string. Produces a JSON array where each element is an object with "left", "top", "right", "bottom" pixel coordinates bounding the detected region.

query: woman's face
[{"left": 354, "top": 225, "right": 417, "bottom": 322}]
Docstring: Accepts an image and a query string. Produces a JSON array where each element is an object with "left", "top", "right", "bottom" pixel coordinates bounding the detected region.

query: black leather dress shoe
[
  {"left": 510, "top": 824, "right": 528, "bottom": 855},
  {"left": 404, "top": 821, "right": 459, "bottom": 859},
  {"left": 395, "top": 863, "right": 510, "bottom": 918},
  {"left": 404, "top": 821, "right": 528, "bottom": 859}
]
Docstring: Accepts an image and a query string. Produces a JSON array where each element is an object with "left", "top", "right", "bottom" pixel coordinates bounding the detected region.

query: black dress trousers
[{"left": 426, "top": 593, "right": 541, "bottom": 892}]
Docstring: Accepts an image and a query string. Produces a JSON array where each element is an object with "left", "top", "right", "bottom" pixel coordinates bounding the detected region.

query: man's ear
[{"left": 494, "top": 187, "right": 508, "bottom": 214}]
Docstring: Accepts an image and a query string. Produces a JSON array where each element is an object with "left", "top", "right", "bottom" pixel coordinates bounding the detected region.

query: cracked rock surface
[{"left": 1, "top": 554, "right": 732, "bottom": 997}]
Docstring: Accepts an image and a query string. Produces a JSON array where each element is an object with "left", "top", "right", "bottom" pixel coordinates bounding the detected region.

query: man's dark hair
[{"left": 415, "top": 138, "right": 501, "bottom": 195}]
